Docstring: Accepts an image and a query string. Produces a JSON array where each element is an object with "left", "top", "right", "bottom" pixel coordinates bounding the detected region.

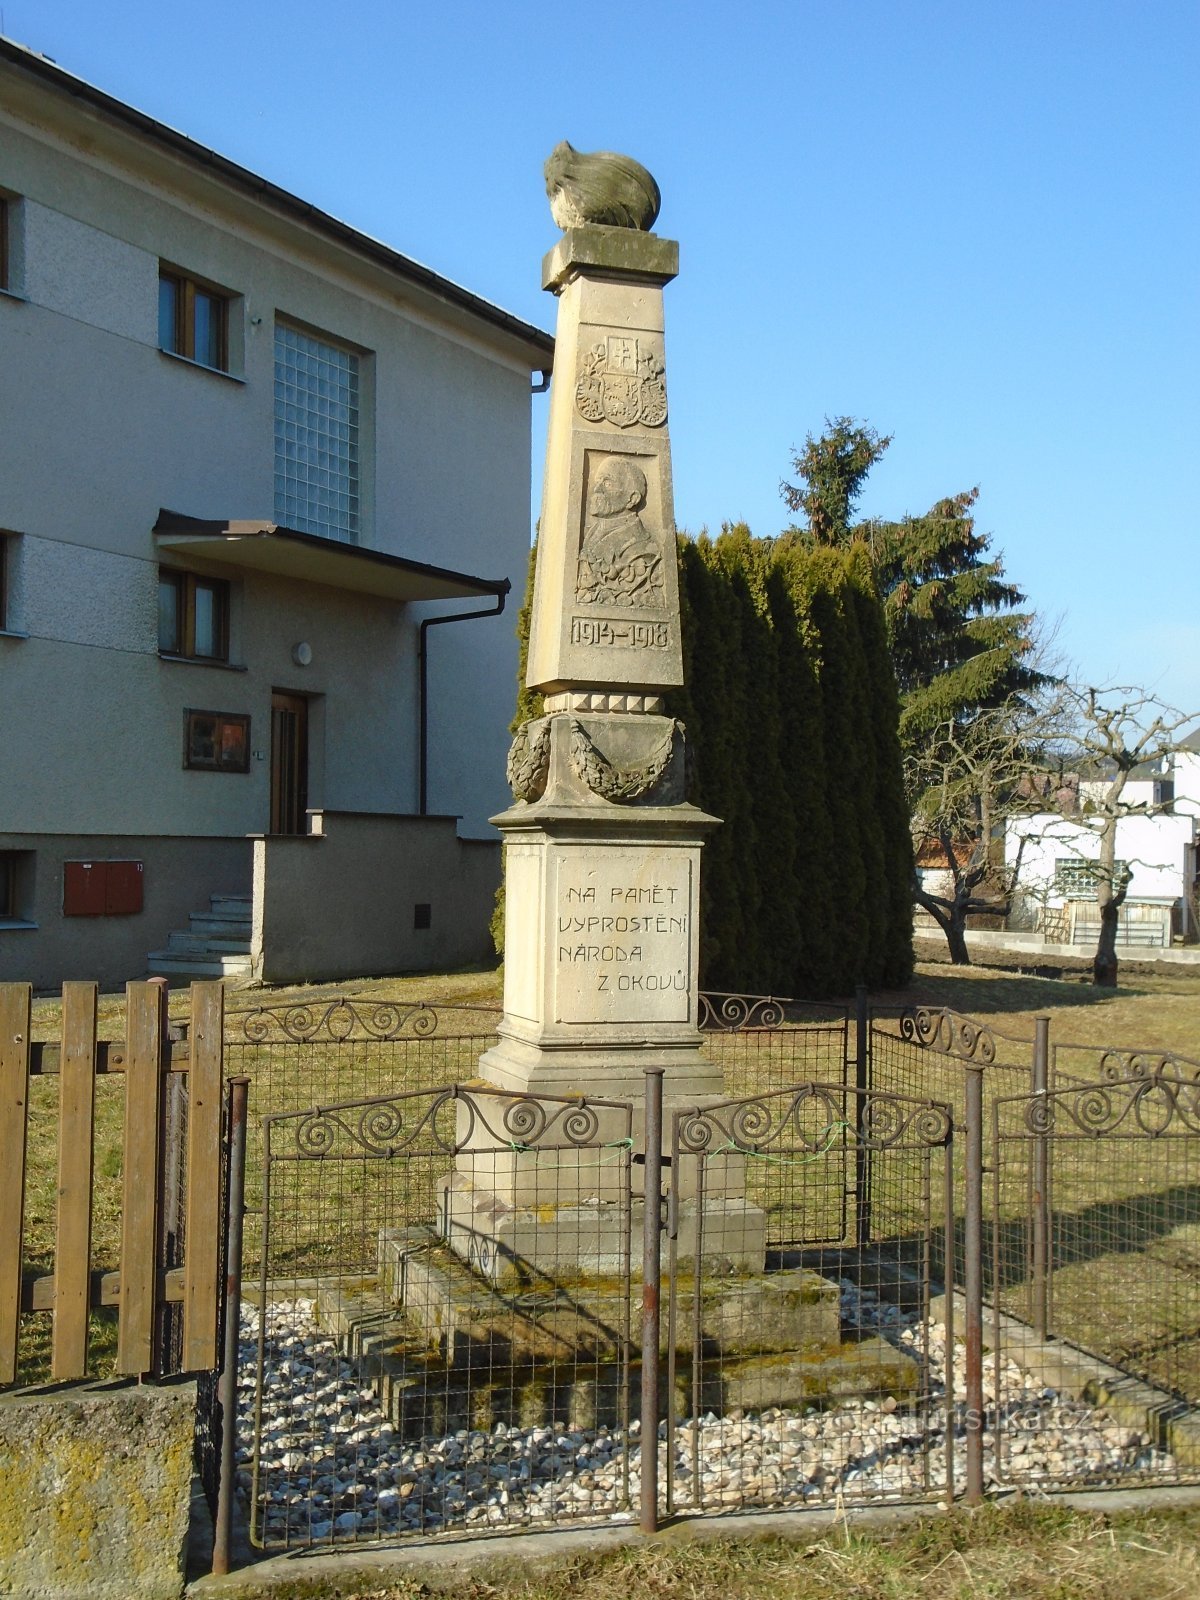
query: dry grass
[
  {"left": 13, "top": 956, "right": 1200, "bottom": 1387},
  {"left": 204, "top": 1503, "right": 1200, "bottom": 1600}
]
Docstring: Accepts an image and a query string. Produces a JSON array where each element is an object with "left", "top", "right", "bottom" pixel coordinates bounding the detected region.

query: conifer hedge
[{"left": 500, "top": 528, "right": 913, "bottom": 996}]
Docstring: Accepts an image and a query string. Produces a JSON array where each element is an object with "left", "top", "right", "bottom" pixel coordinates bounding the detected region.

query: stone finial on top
[{"left": 544, "top": 142, "right": 661, "bottom": 232}]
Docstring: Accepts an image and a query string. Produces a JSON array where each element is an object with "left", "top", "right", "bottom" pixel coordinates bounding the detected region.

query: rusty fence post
[
  {"left": 854, "top": 983, "right": 871, "bottom": 1245},
  {"left": 963, "top": 1063, "right": 985, "bottom": 1505},
  {"left": 641, "top": 1066, "right": 664, "bottom": 1534},
  {"left": 212, "top": 1076, "right": 250, "bottom": 1578},
  {"left": 1031, "top": 1015, "right": 1051, "bottom": 1339}
]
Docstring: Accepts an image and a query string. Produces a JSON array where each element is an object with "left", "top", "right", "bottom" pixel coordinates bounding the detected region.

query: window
[
  {"left": 0, "top": 852, "right": 17, "bottom": 918},
  {"left": 0, "top": 851, "right": 33, "bottom": 923},
  {"left": 1054, "top": 858, "right": 1129, "bottom": 897},
  {"left": 0, "top": 197, "right": 9, "bottom": 293},
  {"left": 159, "top": 267, "right": 229, "bottom": 370},
  {"left": 274, "top": 320, "right": 360, "bottom": 542},
  {"left": 159, "top": 569, "right": 229, "bottom": 661},
  {"left": 184, "top": 710, "right": 250, "bottom": 773}
]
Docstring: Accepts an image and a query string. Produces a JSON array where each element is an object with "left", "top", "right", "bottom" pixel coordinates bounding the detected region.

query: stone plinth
[
  {"left": 0, "top": 1380, "right": 195, "bottom": 1600},
  {"left": 481, "top": 764, "right": 721, "bottom": 1107},
  {"left": 351, "top": 1231, "right": 918, "bottom": 1437},
  {"left": 440, "top": 1177, "right": 766, "bottom": 1285}
]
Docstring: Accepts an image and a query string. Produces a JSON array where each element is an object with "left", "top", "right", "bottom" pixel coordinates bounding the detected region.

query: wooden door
[{"left": 270, "top": 693, "right": 308, "bottom": 835}]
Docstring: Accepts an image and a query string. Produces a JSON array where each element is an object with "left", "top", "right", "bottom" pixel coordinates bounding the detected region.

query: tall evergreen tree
[
  {"left": 781, "top": 419, "right": 1050, "bottom": 754},
  {"left": 502, "top": 526, "right": 913, "bottom": 994}
]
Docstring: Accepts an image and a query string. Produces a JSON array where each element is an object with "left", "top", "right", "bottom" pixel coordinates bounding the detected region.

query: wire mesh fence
[
  {"left": 206, "top": 989, "right": 1200, "bottom": 1556},
  {"left": 989, "top": 1076, "right": 1200, "bottom": 1490},
  {"left": 246, "top": 1084, "right": 635, "bottom": 1548},
  {"left": 221, "top": 999, "right": 503, "bottom": 1276},
  {"left": 695, "top": 993, "right": 849, "bottom": 1100},
  {"left": 664, "top": 1082, "right": 956, "bottom": 1513},
  {"left": 869, "top": 1007, "right": 1036, "bottom": 1297}
]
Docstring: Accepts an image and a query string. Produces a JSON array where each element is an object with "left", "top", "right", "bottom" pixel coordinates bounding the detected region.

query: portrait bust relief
[{"left": 576, "top": 456, "right": 665, "bottom": 610}]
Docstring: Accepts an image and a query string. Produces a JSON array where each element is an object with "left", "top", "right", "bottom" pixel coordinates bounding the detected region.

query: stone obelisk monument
[{"left": 443, "top": 144, "right": 762, "bottom": 1275}]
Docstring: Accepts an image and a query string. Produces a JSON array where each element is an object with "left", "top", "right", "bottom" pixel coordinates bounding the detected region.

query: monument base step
[
  {"left": 301, "top": 1232, "right": 919, "bottom": 1438},
  {"left": 438, "top": 1174, "right": 767, "bottom": 1284}
]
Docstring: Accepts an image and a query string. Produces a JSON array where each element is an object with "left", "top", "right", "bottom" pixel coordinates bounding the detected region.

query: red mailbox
[{"left": 63, "top": 859, "right": 144, "bottom": 916}]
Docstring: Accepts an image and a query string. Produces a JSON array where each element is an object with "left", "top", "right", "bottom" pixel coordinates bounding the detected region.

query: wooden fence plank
[
  {"left": 0, "top": 984, "right": 32, "bottom": 1384},
  {"left": 23, "top": 1264, "right": 185, "bottom": 1314},
  {"left": 183, "top": 982, "right": 223, "bottom": 1371},
  {"left": 52, "top": 982, "right": 97, "bottom": 1381},
  {"left": 116, "top": 982, "right": 163, "bottom": 1376}
]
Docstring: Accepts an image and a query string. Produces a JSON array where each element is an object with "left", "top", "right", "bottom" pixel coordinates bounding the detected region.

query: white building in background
[
  {"left": 1005, "top": 737, "right": 1200, "bottom": 948},
  {"left": 0, "top": 38, "right": 553, "bottom": 990}
]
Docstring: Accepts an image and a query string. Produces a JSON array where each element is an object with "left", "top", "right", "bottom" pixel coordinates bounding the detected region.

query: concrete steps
[{"left": 147, "top": 893, "right": 254, "bottom": 982}]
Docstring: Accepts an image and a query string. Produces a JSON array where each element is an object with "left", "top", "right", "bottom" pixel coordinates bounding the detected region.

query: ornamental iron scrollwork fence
[
  {"left": 989, "top": 1075, "right": 1200, "bottom": 1491},
  {"left": 697, "top": 991, "right": 851, "bottom": 1102},
  {"left": 664, "top": 1080, "right": 957, "bottom": 1516},
  {"left": 248, "top": 1082, "right": 634, "bottom": 1550}
]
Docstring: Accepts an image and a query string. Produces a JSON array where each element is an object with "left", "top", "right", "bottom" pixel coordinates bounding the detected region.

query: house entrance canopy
[{"left": 153, "top": 511, "right": 509, "bottom": 603}]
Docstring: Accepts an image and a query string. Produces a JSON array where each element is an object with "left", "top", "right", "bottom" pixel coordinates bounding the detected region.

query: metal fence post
[
  {"left": 212, "top": 1076, "right": 249, "bottom": 1578},
  {"left": 854, "top": 984, "right": 871, "bottom": 1245},
  {"left": 641, "top": 1067, "right": 664, "bottom": 1535},
  {"left": 963, "top": 1063, "right": 985, "bottom": 1505},
  {"left": 1031, "top": 1015, "right": 1051, "bottom": 1339}
]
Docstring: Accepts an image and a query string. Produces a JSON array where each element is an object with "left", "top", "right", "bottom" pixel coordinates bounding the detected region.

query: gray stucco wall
[
  {"left": 0, "top": 102, "right": 540, "bottom": 848},
  {"left": 0, "top": 832, "right": 250, "bottom": 991},
  {"left": 253, "top": 812, "right": 499, "bottom": 984}
]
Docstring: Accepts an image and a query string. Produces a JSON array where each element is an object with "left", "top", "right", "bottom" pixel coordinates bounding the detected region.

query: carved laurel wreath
[
  {"left": 568, "top": 717, "right": 680, "bottom": 802},
  {"left": 506, "top": 719, "right": 552, "bottom": 802}
]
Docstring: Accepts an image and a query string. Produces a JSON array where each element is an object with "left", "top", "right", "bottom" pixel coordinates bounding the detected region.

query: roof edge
[{"left": 0, "top": 36, "right": 554, "bottom": 368}]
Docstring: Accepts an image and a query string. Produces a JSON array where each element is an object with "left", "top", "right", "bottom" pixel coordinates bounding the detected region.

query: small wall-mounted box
[{"left": 63, "top": 860, "right": 144, "bottom": 916}]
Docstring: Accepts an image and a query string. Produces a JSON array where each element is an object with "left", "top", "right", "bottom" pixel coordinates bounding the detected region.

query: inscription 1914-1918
[
  {"left": 571, "top": 617, "right": 671, "bottom": 649},
  {"left": 554, "top": 859, "right": 693, "bottom": 1024}
]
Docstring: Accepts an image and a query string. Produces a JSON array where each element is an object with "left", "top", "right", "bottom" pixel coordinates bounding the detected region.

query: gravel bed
[{"left": 235, "top": 1283, "right": 1176, "bottom": 1545}]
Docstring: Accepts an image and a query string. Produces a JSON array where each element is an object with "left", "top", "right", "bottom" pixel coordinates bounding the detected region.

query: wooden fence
[{"left": 0, "top": 980, "right": 223, "bottom": 1386}]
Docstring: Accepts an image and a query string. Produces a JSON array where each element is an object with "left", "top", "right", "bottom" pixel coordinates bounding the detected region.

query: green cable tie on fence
[
  {"left": 506, "top": 1135, "right": 634, "bottom": 1165},
  {"left": 712, "top": 1119, "right": 854, "bottom": 1165}
]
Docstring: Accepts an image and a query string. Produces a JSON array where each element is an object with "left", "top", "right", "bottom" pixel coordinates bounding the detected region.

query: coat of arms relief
[{"left": 575, "top": 335, "right": 668, "bottom": 429}]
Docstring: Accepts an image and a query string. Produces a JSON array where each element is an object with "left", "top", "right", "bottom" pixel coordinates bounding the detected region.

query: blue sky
[{"left": 12, "top": 0, "right": 1198, "bottom": 707}]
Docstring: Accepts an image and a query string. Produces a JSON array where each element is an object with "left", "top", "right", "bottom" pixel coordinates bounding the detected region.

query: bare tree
[
  {"left": 1056, "top": 688, "right": 1200, "bottom": 987},
  {"left": 908, "top": 698, "right": 1058, "bottom": 964}
]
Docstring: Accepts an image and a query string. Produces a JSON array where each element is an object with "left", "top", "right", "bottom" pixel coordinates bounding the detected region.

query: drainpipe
[{"left": 418, "top": 581, "right": 511, "bottom": 815}]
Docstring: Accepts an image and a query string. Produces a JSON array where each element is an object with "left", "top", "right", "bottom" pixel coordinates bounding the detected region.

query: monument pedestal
[{"left": 441, "top": 163, "right": 769, "bottom": 1283}]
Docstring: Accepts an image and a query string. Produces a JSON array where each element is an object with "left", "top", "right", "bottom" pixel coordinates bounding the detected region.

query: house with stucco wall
[
  {"left": 0, "top": 38, "right": 553, "bottom": 990},
  {"left": 1004, "top": 737, "right": 1200, "bottom": 948}
]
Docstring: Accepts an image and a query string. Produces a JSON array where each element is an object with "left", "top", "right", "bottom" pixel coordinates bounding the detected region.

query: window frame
[
  {"left": 158, "top": 568, "right": 231, "bottom": 663},
  {"left": 183, "top": 709, "right": 251, "bottom": 774},
  {"left": 0, "top": 197, "right": 8, "bottom": 294},
  {"left": 158, "top": 266, "right": 231, "bottom": 372}
]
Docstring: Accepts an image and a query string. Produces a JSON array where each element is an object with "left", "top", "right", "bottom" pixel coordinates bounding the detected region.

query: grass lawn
[
  {"left": 12, "top": 953, "right": 1200, "bottom": 1388},
  {"left": 203, "top": 1503, "right": 1200, "bottom": 1600}
]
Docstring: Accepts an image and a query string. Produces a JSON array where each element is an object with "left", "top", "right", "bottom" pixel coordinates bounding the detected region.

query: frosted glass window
[{"left": 273, "top": 322, "right": 360, "bottom": 542}]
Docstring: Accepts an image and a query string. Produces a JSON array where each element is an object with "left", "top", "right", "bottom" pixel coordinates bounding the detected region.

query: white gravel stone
[{"left": 233, "top": 1290, "right": 1177, "bottom": 1545}]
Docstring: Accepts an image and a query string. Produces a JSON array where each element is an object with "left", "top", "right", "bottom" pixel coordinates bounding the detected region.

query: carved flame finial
[{"left": 544, "top": 141, "right": 661, "bottom": 232}]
